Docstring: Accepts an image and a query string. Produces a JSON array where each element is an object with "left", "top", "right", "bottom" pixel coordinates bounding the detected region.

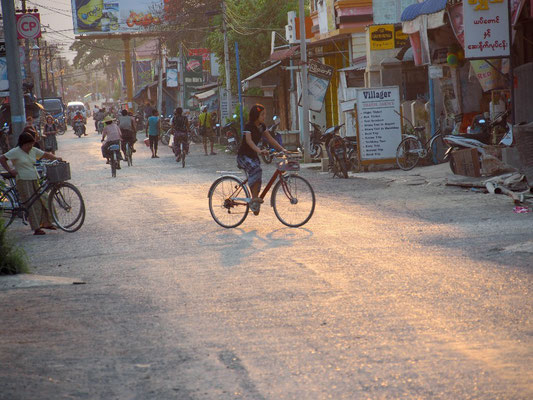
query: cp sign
[{"left": 16, "top": 13, "right": 42, "bottom": 40}]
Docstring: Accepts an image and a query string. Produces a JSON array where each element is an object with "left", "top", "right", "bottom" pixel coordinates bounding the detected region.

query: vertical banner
[
  {"left": 184, "top": 55, "right": 203, "bottom": 109},
  {"left": 299, "top": 59, "right": 334, "bottom": 112},
  {"left": 135, "top": 60, "right": 152, "bottom": 90},
  {"left": 464, "top": 0, "right": 511, "bottom": 58},
  {"left": 355, "top": 86, "right": 402, "bottom": 162},
  {"left": 166, "top": 58, "right": 178, "bottom": 88}
]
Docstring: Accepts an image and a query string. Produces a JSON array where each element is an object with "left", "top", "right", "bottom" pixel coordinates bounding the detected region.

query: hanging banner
[
  {"left": 71, "top": 0, "right": 163, "bottom": 35},
  {"left": 464, "top": 0, "right": 511, "bottom": 58},
  {"left": 299, "top": 60, "right": 334, "bottom": 112},
  {"left": 135, "top": 60, "right": 152, "bottom": 91},
  {"left": 184, "top": 55, "right": 203, "bottom": 109},
  {"left": 166, "top": 58, "right": 178, "bottom": 88}
]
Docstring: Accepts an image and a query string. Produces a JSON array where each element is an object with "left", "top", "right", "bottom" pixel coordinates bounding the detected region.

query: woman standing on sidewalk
[{"left": 0, "top": 131, "right": 63, "bottom": 235}]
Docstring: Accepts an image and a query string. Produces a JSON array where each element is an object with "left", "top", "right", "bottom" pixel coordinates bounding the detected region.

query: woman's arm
[
  {"left": 263, "top": 130, "right": 287, "bottom": 152},
  {"left": 0, "top": 155, "right": 16, "bottom": 177},
  {"left": 244, "top": 131, "right": 266, "bottom": 154},
  {"left": 41, "top": 152, "right": 62, "bottom": 161}
]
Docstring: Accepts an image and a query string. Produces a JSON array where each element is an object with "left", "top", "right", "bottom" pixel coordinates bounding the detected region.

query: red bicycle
[{"left": 208, "top": 152, "right": 316, "bottom": 228}]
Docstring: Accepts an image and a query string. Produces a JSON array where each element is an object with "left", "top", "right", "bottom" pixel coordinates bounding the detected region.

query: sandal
[
  {"left": 42, "top": 225, "right": 57, "bottom": 231},
  {"left": 34, "top": 229, "right": 46, "bottom": 235}
]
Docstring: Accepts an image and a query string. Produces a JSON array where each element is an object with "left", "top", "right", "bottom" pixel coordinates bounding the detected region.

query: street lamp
[{"left": 31, "top": 43, "right": 43, "bottom": 99}]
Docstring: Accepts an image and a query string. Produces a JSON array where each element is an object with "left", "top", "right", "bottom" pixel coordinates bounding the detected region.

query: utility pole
[
  {"left": 157, "top": 37, "right": 163, "bottom": 114},
  {"left": 58, "top": 57, "right": 65, "bottom": 99},
  {"left": 178, "top": 42, "right": 184, "bottom": 108},
  {"left": 222, "top": 1, "right": 232, "bottom": 122},
  {"left": 1, "top": 0, "right": 26, "bottom": 145},
  {"left": 299, "top": 0, "right": 310, "bottom": 163}
]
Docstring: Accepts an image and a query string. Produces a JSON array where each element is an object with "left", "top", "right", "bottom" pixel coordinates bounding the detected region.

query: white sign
[
  {"left": 16, "top": 14, "right": 41, "bottom": 40},
  {"left": 464, "top": 0, "right": 510, "bottom": 58},
  {"left": 356, "top": 86, "right": 402, "bottom": 161}
]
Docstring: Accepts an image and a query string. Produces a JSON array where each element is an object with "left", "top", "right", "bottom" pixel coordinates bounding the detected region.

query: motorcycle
[
  {"left": 134, "top": 112, "right": 144, "bottom": 132},
  {"left": 443, "top": 110, "right": 511, "bottom": 174},
  {"left": 73, "top": 120, "right": 86, "bottom": 138},
  {"left": 260, "top": 116, "right": 282, "bottom": 164},
  {"left": 309, "top": 122, "right": 325, "bottom": 160},
  {"left": 321, "top": 123, "right": 349, "bottom": 178},
  {"left": 223, "top": 114, "right": 240, "bottom": 154}
]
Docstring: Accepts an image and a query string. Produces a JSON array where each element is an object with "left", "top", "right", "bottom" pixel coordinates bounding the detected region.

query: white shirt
[{"left": 4, "top": 146, "right": 45, "bottom": 180}]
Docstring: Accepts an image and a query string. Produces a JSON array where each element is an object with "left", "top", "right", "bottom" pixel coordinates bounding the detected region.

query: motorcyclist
[{"left": 73, "top": 111, "right": 87, "bottom": 136}]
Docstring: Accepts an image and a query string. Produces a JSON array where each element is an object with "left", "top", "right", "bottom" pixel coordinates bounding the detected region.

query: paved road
[{"left": 1, "top": 127, "right": 532, "bottom": 399}]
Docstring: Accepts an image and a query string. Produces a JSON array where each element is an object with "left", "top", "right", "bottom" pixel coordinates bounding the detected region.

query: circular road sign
[{"left": 17, "top": 14, "right": 41, "bottom": 40}]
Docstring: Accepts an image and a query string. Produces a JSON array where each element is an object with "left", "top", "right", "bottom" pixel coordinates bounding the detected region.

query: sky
[{"left": 25, "top": 0, "right": 77, "bottom": 60}]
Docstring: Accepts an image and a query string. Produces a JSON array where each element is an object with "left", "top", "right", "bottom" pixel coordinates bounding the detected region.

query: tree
[{"left": 206, "top": 0, "right": 299, "bottom": 92}]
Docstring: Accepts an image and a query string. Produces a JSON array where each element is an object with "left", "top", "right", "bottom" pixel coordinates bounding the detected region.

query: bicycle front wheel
[
  {"left": 208, "top": 176, "right": 250, "bottom": 228},
  {"left": 429, "top": 133, "right": 449, "bottom": 164},
  {"left": 272, "top": 174, "right": 315, "bottom": 227},
  {"left": 48, "top": 182, "right": 86, "bottom": 232},
  {"left": 396, "top": 137, "right": 422, "bottom": 170},
  {"left": 0, "top": 189, "right": 16, "bottom": 228}
]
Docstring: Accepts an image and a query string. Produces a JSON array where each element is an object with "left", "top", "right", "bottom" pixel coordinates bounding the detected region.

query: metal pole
[
  {"left": 222, "top": 1, "right": 233, "bottom": 122},
  {"left": 299, "top": 0, "right": 310, "bottom": 162},
  {"left": 1, "top": 0, "right": 26, "bottom": 145},
  {"left": 507, "top": 0, "right": 515, "bottom": 124},
  {"left": 44, "top": 41, "right": 49, "bottom": 94},
  {"left": 157, "top": 37, "right": 163, "bottom": 114},
  {"left": 235, "top": 42, "right": 244, "bottom": 134},
  {"left": 179, "top": 42, "right": 184, "bottom": 108},
  {"left": 37, "top": 38, "right": 44, "bottom": 99},
  {"left": 428, "top": 71, "right": 437, "bottom": 164},
  {"left": 58, "top": 57, "right": 65, "bottom": 99}
]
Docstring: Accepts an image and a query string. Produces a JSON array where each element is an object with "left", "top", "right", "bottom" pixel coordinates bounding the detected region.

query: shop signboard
[
  {"left": 355, "top": 86, "right": 402, "bottom": 163},
  {"left": 299, "top": 59, "right": 334, "bottom": 112},
  {"left": 16, "top": 13, "right": 41, "bottom": 40},
  {"left": 166, "top": 59, "right": 178, "bottom": 88},
  {"left": 369, "top": 25, "right": 394, "bottom": 50},
  {"left": 184, "top": 55, "right": 203, "bottom": 109},
  {"left": 464, "top": 0, "right": 510, "bottom": 58},
  {"left": 394, "top": 25, "right": 409, "bottom": 48},
  {"left": 71, "top": 0, "right": 163, "bottom": 35}
]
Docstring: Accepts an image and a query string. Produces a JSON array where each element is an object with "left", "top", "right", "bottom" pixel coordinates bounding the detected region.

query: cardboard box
[{"left": 451, "top": 148, "right": 481, "bottom": 177}]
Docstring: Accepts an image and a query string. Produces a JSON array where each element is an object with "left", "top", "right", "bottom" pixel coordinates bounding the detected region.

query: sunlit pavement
[{"left": 0, "top": 125, "right": 532, "bottom": 399}]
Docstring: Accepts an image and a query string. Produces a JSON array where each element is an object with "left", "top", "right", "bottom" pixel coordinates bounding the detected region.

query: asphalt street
[{"left": 0, "top": 125, "right": 531, "bottom": 399}]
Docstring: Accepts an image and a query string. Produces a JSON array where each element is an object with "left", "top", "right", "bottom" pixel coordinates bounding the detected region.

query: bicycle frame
[{"left": 2, "top": 177, "right": 54, "bottom": 217}]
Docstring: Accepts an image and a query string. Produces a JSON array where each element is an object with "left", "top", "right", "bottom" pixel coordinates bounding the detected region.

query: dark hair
[
  {"left": 248, "top": 104, "right": 265, "bottom": 123},
  {"left": 152, "top": 109, "right": 159, "bottom": 116},
  {"left": 17, "top": 131, "right": 35, "bottom": 147},
  {"left": 121, "top": 109, "right": 128, "bottom": 116},
  {"left": 174, "top": 107, "right": 182, "bottom": 115}
]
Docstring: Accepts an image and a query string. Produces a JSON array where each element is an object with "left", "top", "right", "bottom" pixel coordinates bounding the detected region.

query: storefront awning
[
  {"left": 401, "top": 0, "right": 447, "bottom": 34},
  {"left": 193, "top": 88, "right": 217, "bottom": 100},
  {"left": 242, "top": 61, "right": 281, "bottom": 90},
  {"left": 338, "top": 56, "right": 367, "bottom": 72},
  {"left": 270, "top": 46, "right": 300, "bottom": 62},
  {"left": 401, "top": 0, "right": 447, "bottom": 22}
]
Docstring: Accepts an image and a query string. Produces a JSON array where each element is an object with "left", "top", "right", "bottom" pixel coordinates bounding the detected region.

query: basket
[
  {"left": 45, "top": 162, "right": 71, "bottom": 183},
  {"left": 277, "top": 159, "right": 300, "bottom": 171}
]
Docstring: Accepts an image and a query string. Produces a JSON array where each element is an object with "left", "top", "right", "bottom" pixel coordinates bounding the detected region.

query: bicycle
[
  {"left": 0, "top": 161, "right": 85, "bottom": 232},
  {"left": 395, "top": 113, "right": 449, "bottom": 171},
  {"left": 125, "top": 142, "right": 133, "bottom": 167},
  {"left": 208, "top": 152, "right": 316, "bottom": 228}
]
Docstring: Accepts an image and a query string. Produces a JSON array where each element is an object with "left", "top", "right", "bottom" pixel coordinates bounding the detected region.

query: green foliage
[
  {"left": 206, "top": 0, "right": 299, "bottom": 91},
  {"left": 0, "top": 219, "right": 29, "bottom": 275}
]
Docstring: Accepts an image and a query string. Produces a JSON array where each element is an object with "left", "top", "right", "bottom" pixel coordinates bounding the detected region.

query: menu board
[{"left": 355, "top": 86, "right": 402, "bottom": 162}]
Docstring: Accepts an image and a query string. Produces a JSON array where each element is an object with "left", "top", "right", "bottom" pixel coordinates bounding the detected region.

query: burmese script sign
[
  {"left": 300, "top": 60, "right": 334, "bottom": 112},
  {"left": 355, "top": 87, "right": 402, "bottom": 162},
  {"left": 464, "top": 0, "right": 511, "bottom": 58}
]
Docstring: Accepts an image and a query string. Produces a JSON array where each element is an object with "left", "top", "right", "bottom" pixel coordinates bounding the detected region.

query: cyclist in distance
[
  {"left": 118, "top": 109, "right": 137, "bottom": 159},
  {"left": 171, "top": 107, "right": 189, "bottom": 162},
  {"left": 237, "top": 104, "right": 287, "bottom": 215}
]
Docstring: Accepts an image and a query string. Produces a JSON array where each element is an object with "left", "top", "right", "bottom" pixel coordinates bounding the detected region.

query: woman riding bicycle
[
  {"left": 172, "top": 107, "right": 189, "bottom": 162},
  {"left": 0, "top": 130, "right": 63, "bottom": 235},
  {"left": 237, "top": 104, "right": 287, "bottom": 215}
]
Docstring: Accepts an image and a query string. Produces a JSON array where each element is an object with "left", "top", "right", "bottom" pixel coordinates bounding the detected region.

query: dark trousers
[
  {"left": 173, "top": 131, "right": 189, "bottom": 158},
  {"left": 121, "top": 129, "right": 136, "bottom": 157},
  {"left": 149, "top": 135, "right": 158, "bottom": 154}
]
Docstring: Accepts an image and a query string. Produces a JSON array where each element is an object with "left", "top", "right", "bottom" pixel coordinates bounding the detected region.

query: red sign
[
  {"left": 188, "top": 48, "right": 210, "bottom": 62},
  {"left": 16, "top": 13, "right": 41, "bottom": 40}
]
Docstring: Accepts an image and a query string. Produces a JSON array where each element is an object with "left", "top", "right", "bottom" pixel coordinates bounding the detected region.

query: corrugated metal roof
[{"left": 401, "top": 0, "right": 447, "bottom": 22}]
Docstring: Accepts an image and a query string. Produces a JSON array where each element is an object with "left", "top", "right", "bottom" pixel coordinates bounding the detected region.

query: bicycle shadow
[{"left": 200, "top": 227, "right": 313, "bottom": 268}]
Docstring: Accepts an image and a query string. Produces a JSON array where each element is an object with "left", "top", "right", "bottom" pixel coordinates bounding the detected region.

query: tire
[
  {"left": 272, "top": 175, "right": 315, "bottom": 227},
  {"left": 310, "top": 143, "right": 323, "bottom": 160},
  {"left": 449, "top": 152, "right": 457, "bottom": 174},
  {"left": 347, "top": 148, "right": 359, "bottom": 171},
  {"left": 111, "top": 152, "right": 117, "bottom": 178},
  {"left": 208, "top": 176, "right": 250, "bottom": 228},
  {"left": 0, "top": 189, "right": 16, "bottom": 228},
  {"left": 161, "top": 131, "right": 170, "bottom": 146},
  {"left": 429, "top": 134, "right": 449, "bottom": 164},
  {"left": 396, "top": 137, "right": 422, "bottom": 171},
  {"left": 48, "top": 182, "right": 86, "bottom": 232},
  {"left": 126, "top": 143, "right": 132, "bottom": 167},
  {"left": 336, "top": 156, "right": 349, "bottom": 178},
  {"left": 190, "top": 127, "right": 202, "bottom": 144},
  {"left": 57, "top": 125, "right": 66, "bottom": 135}
]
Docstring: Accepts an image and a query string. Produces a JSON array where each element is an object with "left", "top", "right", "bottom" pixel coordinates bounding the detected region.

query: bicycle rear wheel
[
  {"left": 0, "top": 189, "right": 16, "bottom": 228},
  {"left": 272, "top": 174, "right": 315, "bottom": 227},
  {"left": 396, "top": 137, "right": 422, "bottom": 170},
  {"left": 208, "top": 176, "right": 250, "bottom": 228},
  {"left": 111, "top": 152, "right": 117, "bottom": 178},
  {"left": 182, "top": 145, "right": 186, "bottom": 168},
  {"left": 429, "top": 133, "right": 449, "bottom": 164},
  {"left": 126, "top": 143, "right": 133, "bottom": 166},
  {"left": 48, "top": 182, "right": 85, "bottom": 232}
]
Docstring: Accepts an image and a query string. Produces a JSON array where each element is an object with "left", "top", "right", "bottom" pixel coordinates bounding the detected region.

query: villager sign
[
  {"left": 464, "top": 0, "right": 511, "bottom": 58},
  {"left": 355, "top": 86, "right": 402, "bottom": 163}
]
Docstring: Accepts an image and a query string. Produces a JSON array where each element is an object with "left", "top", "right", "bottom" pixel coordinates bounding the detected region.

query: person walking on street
[
  {"left": 199, "top": 106, "right": 216, "bottom": 156},
  {"left": 0, "top": 131, "right": 63, "bottom": 235},
  {"left": 43, "top": 115, "right": 58, "bottom": 155},
  {"left": 146, "top": 109, "right": 160, "bottom": 158},
  {"left": 171, "top": 107, "right": 189, "bottom": 162},
  {"left": 118, "top": 109, "right": 137, "bottom": 159},
  {"left": 237, "top": 104, "right": 287, "bottom": 215}
]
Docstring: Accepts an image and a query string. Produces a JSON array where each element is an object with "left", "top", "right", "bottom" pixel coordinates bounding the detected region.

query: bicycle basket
[
  {"left": 277, "top": 159, "right": 300, "bottom": 171},
  {"left": 45, "top": 162, "right": 71, "bottom": 183}
]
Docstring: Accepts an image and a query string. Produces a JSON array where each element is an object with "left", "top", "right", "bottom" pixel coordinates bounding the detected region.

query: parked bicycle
[
  {"left": 395, "top": 114, "right": 448, "bottom": 171},
  {"left": 208, "top": 152, "right": 315, "bottom": 228},
  {"left": 0, "top": 161, "right": 85, "bottom": 232}
]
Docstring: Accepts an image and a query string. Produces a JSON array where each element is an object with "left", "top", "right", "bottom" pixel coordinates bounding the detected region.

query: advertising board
[
  {"left": 299, "top": 60, "right": 334, "bottom": 112},
  {"left": 463, "top": 0, "right": 511, "bottom": 58},
  {"left": 355, "top": 86, "right": 402, "bottom": 163},
  {"left": 71, "top": 0, "right": 163, "bottom": 35}
]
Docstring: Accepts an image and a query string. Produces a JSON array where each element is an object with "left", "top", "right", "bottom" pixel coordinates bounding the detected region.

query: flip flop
[
  {"left": 42, "top": 225, "right": 57, "bottom": 231},
  {"left": 34, "top": 229, "right": 46, "bottom": 235}
]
